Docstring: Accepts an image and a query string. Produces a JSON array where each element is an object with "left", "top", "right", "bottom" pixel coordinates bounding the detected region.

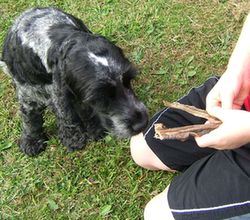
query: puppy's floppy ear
[
  {"left": 59, "top": 40, "right": 78, "bottom": 61},
  {"left": 47, "top": 40, "right": 78, "bottom": 98},
  {"left": 47, "top": 39, "right": 77, "bottom": 72}
]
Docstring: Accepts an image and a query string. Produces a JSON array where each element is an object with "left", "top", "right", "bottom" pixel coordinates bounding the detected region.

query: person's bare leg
[
  {"left": 144, "top": 186, "right": 174, "bottom": 220},
  {"left": 130, "top": 133, "right": 175, "bottom": 171}
]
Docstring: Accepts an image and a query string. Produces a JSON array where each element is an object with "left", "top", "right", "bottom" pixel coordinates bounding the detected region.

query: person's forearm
[{"left": 227, "top": 13, "right": 250, "bottom": 73}]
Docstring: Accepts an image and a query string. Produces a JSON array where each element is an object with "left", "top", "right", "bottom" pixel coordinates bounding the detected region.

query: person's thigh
[
  {"left": 167, "top": 147, "right": 250, "bottom": 220},
  {"left": 131, "top": 77, "right": 219, "bottom": 171}
]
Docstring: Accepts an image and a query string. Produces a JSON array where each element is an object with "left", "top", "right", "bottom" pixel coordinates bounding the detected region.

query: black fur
[{"left": 1, "top": 7, "right": 148, "bottom": 156}]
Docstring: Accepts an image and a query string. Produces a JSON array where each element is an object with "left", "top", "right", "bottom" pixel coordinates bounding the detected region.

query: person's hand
[
  {"left": 206, "top": 71, "right": 250, "bottom": 111},
  {"left": 195, "top": 107, "right": 250, "bottom": 150}
]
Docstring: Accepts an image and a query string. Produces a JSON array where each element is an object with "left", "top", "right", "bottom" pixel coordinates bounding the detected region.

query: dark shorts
[{"left": 143, "top": 77, "right": 250, "bottom": 220}]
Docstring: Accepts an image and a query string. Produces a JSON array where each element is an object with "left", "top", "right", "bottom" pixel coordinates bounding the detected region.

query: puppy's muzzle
[{"left": 130, "top": 104, "right": 148, "bottom": 135}]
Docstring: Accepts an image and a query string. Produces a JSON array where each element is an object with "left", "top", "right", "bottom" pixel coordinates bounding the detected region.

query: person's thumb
[
  {"left": 195, "top": 133, "right": 213, "bottom": 148},
  {"left": 207, "top": 106, "right": 227, "bottom": 121}
]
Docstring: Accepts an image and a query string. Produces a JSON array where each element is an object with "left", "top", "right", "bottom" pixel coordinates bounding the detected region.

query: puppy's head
[{"left": 64, "top": 35, "right": 148, "bottom": 137}]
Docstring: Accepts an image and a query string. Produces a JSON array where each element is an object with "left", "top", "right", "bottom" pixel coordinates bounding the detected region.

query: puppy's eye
[
  {"left": 106, "top": 85, "right": 116, "bottom": 98},
  {"left": 123, "top": 76, "right": 132, "bottom": 88}
]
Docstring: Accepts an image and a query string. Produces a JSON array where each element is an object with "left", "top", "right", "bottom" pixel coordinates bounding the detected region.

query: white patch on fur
[
  {"left": 11, "top": 8, "right": 76, "bottom": 72},
  {"left": 88, "top": 52, "right": 109, "bottom": 66},
  {"left": 0, "top": 61, "right": 11, "bottom": 76},
  {"left": 110, "top": 115, "right": 130, "bottom": 138}
]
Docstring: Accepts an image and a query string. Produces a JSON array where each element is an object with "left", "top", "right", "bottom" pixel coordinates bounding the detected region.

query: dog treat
[
  {"left": 154, "top": 101, "right": 222, "bottom": 141},
  {"left": 163, "top": 101, "right": 220, "bottom": 123}
]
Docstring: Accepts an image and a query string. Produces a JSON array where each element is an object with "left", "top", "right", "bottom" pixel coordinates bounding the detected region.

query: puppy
[{"left": 1, "top": 7, "right": 148, "bottom": 156}]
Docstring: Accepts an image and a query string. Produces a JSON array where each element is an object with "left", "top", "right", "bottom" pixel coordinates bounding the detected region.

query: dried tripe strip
[{"left": 154, "top": 101, "right": 221, "bottom": 141}]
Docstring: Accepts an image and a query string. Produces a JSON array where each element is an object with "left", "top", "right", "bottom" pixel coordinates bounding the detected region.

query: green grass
[{"left": 0, "top": 0, "right": 249, "bottom": 219}]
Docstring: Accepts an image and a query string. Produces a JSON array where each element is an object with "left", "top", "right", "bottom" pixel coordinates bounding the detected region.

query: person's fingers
[
  {"left": 220, "top": 90, "right": 234, "bottom": 109},
  {"left": 195, "top": 133, "right": 215, "bottom": 148},
  {"left": 195, "top": 129, "right": 222, "bottom": 149},
  {"left": 232, "top": 91, "right": 249, "bottom": 109},
  {"left": 206, "top": 88, "right": 221, "bottom": 111},
  {"left": 195, "top": 135, "right": 209, "bottom": 148},
  {"left": 195, "top": 108, "right": 225, "bottom": 148}
]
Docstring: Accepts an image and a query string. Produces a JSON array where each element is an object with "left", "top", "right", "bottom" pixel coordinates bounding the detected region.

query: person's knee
[
  {"left": 144, "top": 187, "right": 175, "bottom": 220},
  {"left": 130, "top": 133, "right": 174, "bottom": 171},
  {"left": 130, "top": 133, "right": 150, "bottom": 168}
]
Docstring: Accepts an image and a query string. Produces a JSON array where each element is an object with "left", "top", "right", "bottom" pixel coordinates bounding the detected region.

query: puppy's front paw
[
  {"left": 20, "top": 134, "right": 47, "bottom": 156},
  {"left": 65, "top": 135, "right": 87, "bottom": 152},
  {"left": 59, "top": 125, "right": 87, "bottom": 152}
]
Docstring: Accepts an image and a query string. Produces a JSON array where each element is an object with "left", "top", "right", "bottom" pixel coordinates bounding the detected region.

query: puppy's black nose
[{"left": 131, "top": 110, "right": 148, "bottom": 134}]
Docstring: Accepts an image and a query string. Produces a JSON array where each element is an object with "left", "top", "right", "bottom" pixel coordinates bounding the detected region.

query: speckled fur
[{"left": 1, "top": 7, "right": 148, "bottom": 156}]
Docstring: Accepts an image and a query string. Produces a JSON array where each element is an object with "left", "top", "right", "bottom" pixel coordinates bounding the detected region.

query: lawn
[{"left": 0, "top": 0, "right": 249, "bottom": 219}]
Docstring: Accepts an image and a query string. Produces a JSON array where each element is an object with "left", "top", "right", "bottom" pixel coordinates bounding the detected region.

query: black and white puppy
[{"left": 1, "top": 7, "right": 148, "bottom": 156}]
